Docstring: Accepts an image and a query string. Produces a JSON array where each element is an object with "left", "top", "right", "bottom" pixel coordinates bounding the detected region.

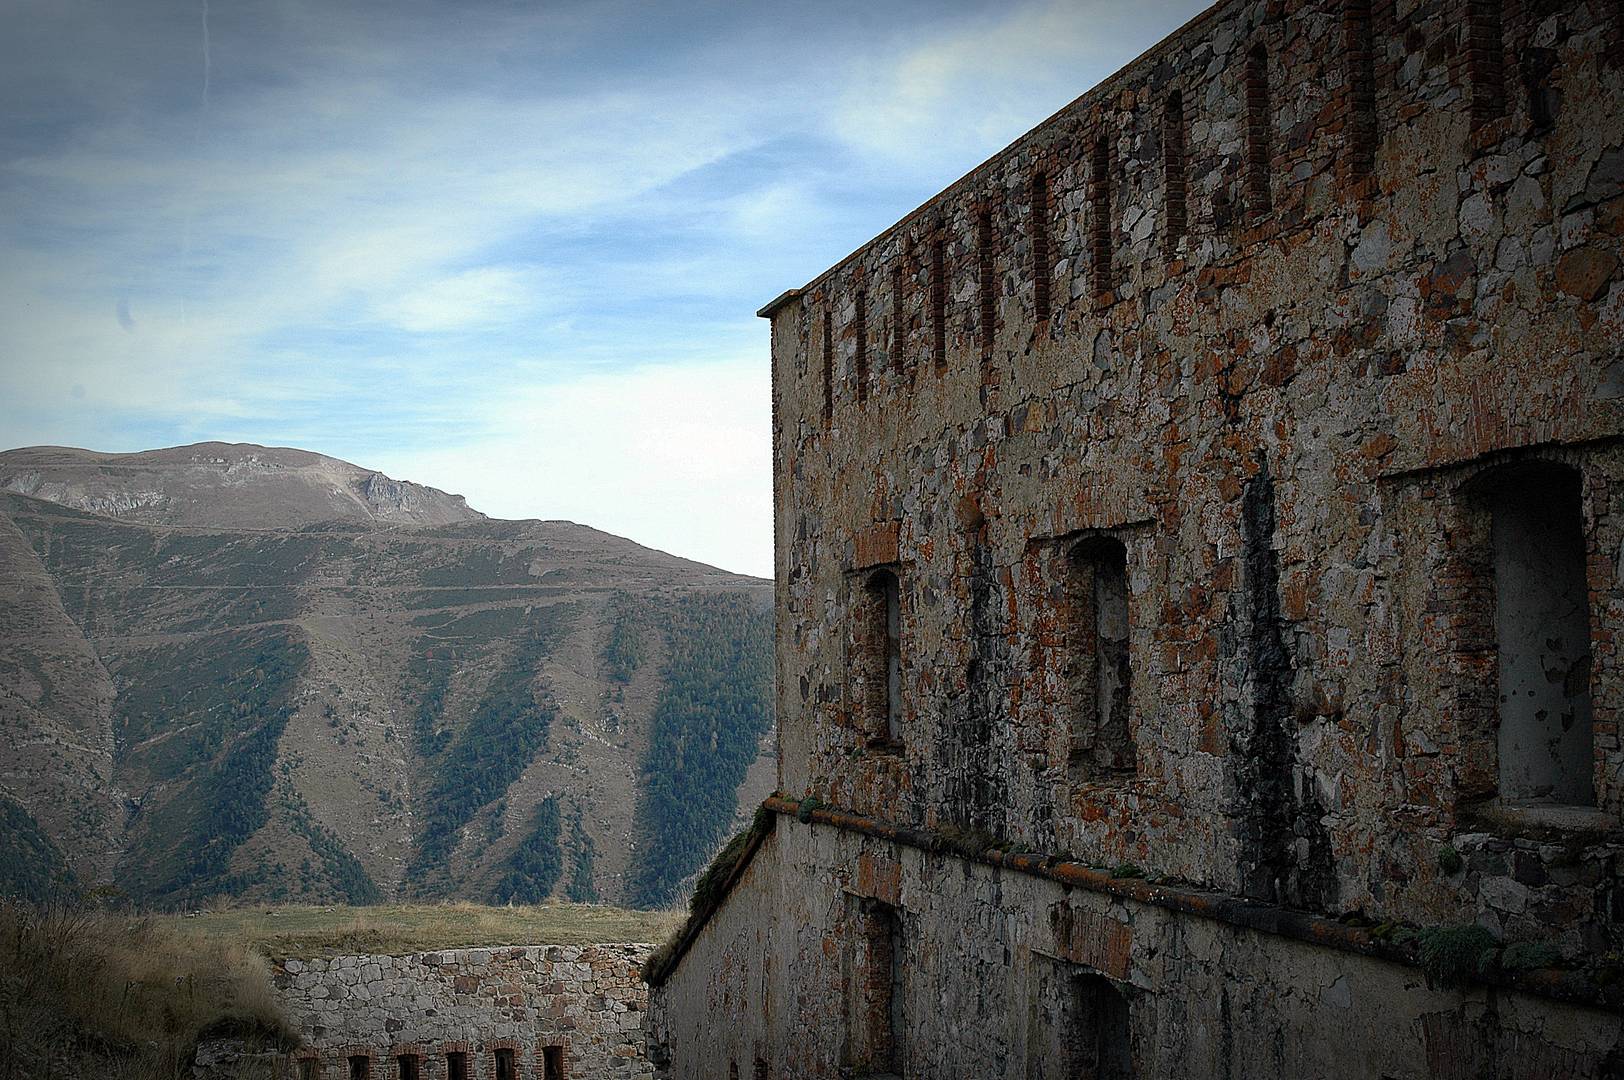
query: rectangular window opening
[
  {"left": 1488, "top": 463, "right": 1594, "bottom": 807},
  {"left": 541, "top": 1047, "right": 565, "bottom": 1080},
  {"left": 855, "top": 568, "right": 904, "bottom": 748},
  {"left": 349, "top": 1057, "right": 371, "bottom": 1080},
  {"left": 397, "top": 1056, "right": 420, "bottom": 1080},
  {"left": 855, "top": 899, "right": 904, "bottom": 1075},
  {"left": 493, "top": 1049, "right": 515, "bottom": 1080},
  {"left": 1072, "top": 973, "right": 1133, "bottom": 1080},
  {"left": 1067, "top": 536, "right": 1135, "bottom": 782},
  {"left": 446, "top": 1052, "right": 470, "bottom": 1080}
]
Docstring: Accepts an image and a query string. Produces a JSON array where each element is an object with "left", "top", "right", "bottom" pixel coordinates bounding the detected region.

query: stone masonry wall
[
  {"left": 644, "top": 0, "right": 1624, "bottom": 1074},
  {"left": 769, "top": 0, "right": 1624, "bottom": 953},
  {"left": 650, "top": 821, "right": 1623, "bottom": 1078},
  {"left": 271, "top": 944, "right": 653, "bottom": 1080}
]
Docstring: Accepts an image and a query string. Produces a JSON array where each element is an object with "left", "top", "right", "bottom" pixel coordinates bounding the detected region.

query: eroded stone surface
[
  {"left": 271, "top": 945, "right": 653, "bottom": 1080},
  {"left": 654, "top": 0, "right": 1624, "bottom": 1075}
]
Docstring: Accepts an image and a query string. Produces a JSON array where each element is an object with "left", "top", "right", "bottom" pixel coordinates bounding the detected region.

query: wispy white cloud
[
  {"left": 0, "top": 0, "right": 1205, "bottom": 574},
  {"left": 376, "top": 266, "right": 548, "bottom": 333},
  {"left": 829, "top": 0, "right": 1191, "bottom": 175}
]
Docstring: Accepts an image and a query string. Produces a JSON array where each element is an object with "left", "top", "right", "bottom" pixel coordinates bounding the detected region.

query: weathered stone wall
[
  {"left": 768, "top": 0, "right": 1624, "bottom": 952},
  {"left": 271, "top": 944, "right": 653, "bottom": 1080},
  {"left": 650, "top": 821, "right": 1623, "bottom": 1078},
  {"left": 652, "top": 0, "right": 1624, "bottom": 1074}
]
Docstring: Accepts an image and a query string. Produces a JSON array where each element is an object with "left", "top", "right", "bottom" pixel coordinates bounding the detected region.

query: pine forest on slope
[{"left": 0, "top": 443, "right": 775, "bottom": 909}]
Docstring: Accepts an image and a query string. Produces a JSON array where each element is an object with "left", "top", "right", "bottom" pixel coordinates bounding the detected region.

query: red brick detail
[
  {"left": 930, "top": 231, "right": 947, "bottom": 372},
  {"left": 1343, "top": 0, "right": 1377, "bottom": 178},
  {"left": 1162, "top": 91, "right": 1187, "bottom": 259},
  {"left": 1030, "top": 169, "right": 1050, "bottom": 322},
  {"left": 890, "top": 250, "right": 908, "bottom": 374},
  {"left": 1467, "top": 0, "right": 1506, "bottom": 124},
  {"left": 821, "top": 305, "right": 834, "bottom": 427},
  {"left": 856, "top": 852, "right": 903, "bottom": 905},
  {"left": 1091, "top": 133, "right": 1113, "bottom": 297},
  {"left": 854, "top": 289, "right": 869, "bottom": 404},
  {"left": 1245, "top": 44, "right": 1273, "bottom": 218},
  {"left": 1050, "top": 904, "right": 1133, "bottom": 980},
  {"left": 977, "top": 207, "right": 996, "bottom": 361},
  {"left": 854, "top": 522, "right": 900, "bottom": 569}
]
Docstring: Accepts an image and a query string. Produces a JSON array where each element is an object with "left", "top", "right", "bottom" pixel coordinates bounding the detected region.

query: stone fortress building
[{"left": 648, "top": 0, "right": 1624, "bottom": 1076}]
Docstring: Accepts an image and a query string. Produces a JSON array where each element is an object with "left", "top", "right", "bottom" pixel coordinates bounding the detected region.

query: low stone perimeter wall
[{"left": 270, "top": 943, "right": 654, "bottom": 1080}]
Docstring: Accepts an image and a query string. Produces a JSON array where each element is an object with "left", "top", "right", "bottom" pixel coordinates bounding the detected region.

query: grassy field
[
  {"left": 167, "top": 901, "right": 683, "bottom": 958},
  {"left": 0, "top": 901, "right": 294, "bottom": 1080}
]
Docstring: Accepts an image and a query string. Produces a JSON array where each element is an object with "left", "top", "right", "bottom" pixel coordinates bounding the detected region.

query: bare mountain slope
[
  {"left": 0, "top": 443, "right": 484, "bottom": 529},
  {"left": 0, "top": 444, "right": 774, "bottom": 910}
]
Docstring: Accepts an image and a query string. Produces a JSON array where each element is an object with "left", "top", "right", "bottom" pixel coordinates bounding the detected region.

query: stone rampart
[{"left": 270, "top": 944, "right": 653, "bottom": 1080}]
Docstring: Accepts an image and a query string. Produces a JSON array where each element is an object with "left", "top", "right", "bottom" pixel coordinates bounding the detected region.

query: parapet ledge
[
  {"left": 759, "top": 796, "right": 1621, "bottom": 1012},
  {"left": 757, "top": 289, "right": 803, "bottom": 319}
]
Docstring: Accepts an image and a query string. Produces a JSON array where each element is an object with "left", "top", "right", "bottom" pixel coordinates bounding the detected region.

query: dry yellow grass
[
  {"left": 0, "top": 901, "right": 295, "bottom": 1080},
  {"left": 168, "top": 901, "right": 683, "bottom": 959}
]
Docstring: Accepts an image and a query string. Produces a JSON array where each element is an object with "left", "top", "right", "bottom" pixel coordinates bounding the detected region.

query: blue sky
[{"left": 0, "top": 0, "right": 1206, "bottom": 577}]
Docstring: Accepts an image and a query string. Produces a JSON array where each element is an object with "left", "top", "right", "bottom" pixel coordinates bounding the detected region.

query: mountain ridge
[
  {"left": 0, "top": 443, "right": 775, "bottom": 909},
  {"left": 0, "top": 442, "right": 485, "bottom": 530}
]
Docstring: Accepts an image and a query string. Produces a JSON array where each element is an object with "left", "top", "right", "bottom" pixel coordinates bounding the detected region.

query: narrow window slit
[
  {"left": 541, "top": 1047, "right": 565, "bottom": 1080},
  {"left": 1245, "top": 45, "right": 1273, "bottom": 218},
  {"left": 1163, "top": 91, "right": 1187, "bottom": 257},
  {"left": 397, "top": 1055, "right": 420, "bottom": 1080},
  {"left": 446, "top": 1053, "right": 469, "bottom": 1080},
  {"left": 1091, "top": 134, "right": 1113, "bottom": 295},
  {"left": 1030, "top": 170, "right": 1051, "bottom": 322}
]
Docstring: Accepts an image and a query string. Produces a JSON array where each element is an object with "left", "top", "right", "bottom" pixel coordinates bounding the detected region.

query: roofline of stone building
[
  {"left": 645, "top": 806, "right": 778, "bottom": 987},
  {"left": 755, "top": 0, "right": 1229, "bottom": 316},
  {"left": 649, "top": 796, "right": 1620, "bottom": 1009}
]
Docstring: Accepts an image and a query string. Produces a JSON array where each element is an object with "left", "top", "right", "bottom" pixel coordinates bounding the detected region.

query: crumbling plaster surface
[
  {"left": 649, "top": 824, "right": 1623, "bottom": 1078},
  {"left": 271, "top": 945, "right": 653, "bottom": 1080},
  {"left": 768, "top": 0, "right": 1624, "bottom": 948}
]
